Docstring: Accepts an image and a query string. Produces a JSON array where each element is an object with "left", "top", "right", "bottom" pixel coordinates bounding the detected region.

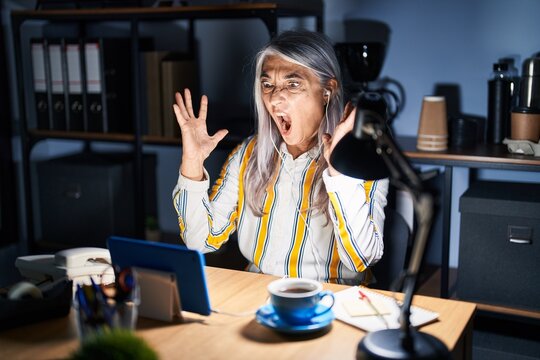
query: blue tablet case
[{"left": 107, "top": 236, "right": 212, "bottom": 316}]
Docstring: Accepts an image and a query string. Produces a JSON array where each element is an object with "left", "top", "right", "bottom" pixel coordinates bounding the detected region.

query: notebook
[{"left": 333, "top": 286, "right": 439, "bottom": 332}]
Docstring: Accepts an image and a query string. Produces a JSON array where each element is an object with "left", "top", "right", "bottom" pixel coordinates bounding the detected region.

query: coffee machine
[{"left": 334, "top": 42, "right": 404, "bottom": 127}]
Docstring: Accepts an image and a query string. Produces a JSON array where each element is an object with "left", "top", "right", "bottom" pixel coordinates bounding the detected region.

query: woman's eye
[
  {"left": 287, "top": 81, "right": 301, "bottom": 92},
  {"left": 262, "top": 81, "right": 274, "bottom": 92}
]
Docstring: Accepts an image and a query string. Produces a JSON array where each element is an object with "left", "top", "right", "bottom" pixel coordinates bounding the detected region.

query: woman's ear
[
  {"left": 325, "top": 79, "right": 338, "bottom": 98},
  {"left": 323, "top": 79, "right": 338, "bottom": 105}
]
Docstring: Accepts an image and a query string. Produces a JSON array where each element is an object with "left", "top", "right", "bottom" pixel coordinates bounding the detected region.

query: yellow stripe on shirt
[
  {"left": 206, "top": 211, "right": 238, "bottom": 248},
  {"left": 252, "top": 161, "right": 280, "bottom": 267},
  {"left": 364, "top": 179, "right": 377, "bottom": 220},
  {"left": 210, "top": 142, "right": 243, "bottom": 201},
  {"left": 328, "top": 192, "right": 367, "bottom": 272},
  {"left": 288, "top": 159, "right": 318, "bottom": 278},
  {"left": 206, "top": 138, "right": 255, "bottom": 248},
  {"left": 328, "top": 236, "right": 341, "bottom": 281},
  {"left": 237, "top": 137, "right": 257, "bottom": 223}
]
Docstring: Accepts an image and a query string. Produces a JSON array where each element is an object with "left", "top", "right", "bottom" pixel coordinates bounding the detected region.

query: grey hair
[{"left": 244, "top": 30, "right": 344, "bottom": 218}]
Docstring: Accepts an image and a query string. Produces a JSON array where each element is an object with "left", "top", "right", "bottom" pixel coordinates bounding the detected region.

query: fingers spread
[
  {"left": 212, "top": 129, "right": 229, "bottom": 144},
  {"left": 198, "top": 95, "right": 208, "bottom": 120},
  {"left": 173, "top": 104, "right": 186, "bottom": 126},
  {"left": 175, "top": 91, "right": 190, "bottom": 120},
  {"left": 184, "top": 88, "right": 195, "bottom": 119},
  {"left": 342, "top": 101, "right": 354, "bottom": 120}
]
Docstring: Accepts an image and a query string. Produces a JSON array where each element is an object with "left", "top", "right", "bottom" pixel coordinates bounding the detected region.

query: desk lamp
[{"left": 330, "top": 92, "right": 450, "bottom": 360}]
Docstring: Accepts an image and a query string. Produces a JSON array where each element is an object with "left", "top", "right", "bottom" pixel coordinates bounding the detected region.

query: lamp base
[{"left": 357, "top": 328, "right": 450, "bottom": 360}]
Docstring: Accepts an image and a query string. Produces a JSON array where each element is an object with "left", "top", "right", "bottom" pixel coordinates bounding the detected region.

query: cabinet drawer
[{"left": 458, "top": 181, "right": 540, "bottom": 311}]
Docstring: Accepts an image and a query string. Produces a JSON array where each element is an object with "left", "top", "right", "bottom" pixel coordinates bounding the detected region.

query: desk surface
[
  {"left": 0, "top": 267, "right": 476, "bottom": 360},
  {"left": 398, "top": 136, "right": 540, "bottom": 171}
]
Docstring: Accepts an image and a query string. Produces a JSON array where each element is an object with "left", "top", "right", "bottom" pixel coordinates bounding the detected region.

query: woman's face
[{"left": 260, "top": 55, "right": 327, "bottom": 158}]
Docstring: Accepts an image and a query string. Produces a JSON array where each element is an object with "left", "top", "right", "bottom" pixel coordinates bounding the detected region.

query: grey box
[
  {"left": 36, "top": 152, "right": 156, "bottom": 249},
  {"left": 458, "top": 181, "right": 540, "bottom": 311}
]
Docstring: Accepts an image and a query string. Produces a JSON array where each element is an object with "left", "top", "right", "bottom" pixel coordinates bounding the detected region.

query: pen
[
  {"left": 358, "top": 289, "right": 389, "bottom": 329},
  {"left": 90, "top": 277, "right": 114, "bottom": 327},
  {"left": 76, "top": 284, "right": 92, "bottom": 318}
]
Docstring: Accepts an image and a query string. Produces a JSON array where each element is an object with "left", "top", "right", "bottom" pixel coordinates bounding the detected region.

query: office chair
[{"left": 370, "top": 205, "right": 412, "bottom": 291}]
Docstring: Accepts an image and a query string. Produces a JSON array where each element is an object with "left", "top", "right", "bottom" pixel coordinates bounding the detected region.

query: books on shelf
[
  {"left": 47, "top": 38, "right": 68, "bottom": 131},
  {"left": 27, "top": 37, "right": 202, "bottom": 138},
  {"left": 160, "top": 52, "right": 198, "bottom": 138},
  {"left": 84, "top": 38, "right": 135, "bottom": 134},
  {"left": 28, "top": 37, "right": 155, "bottom": 135},
  {"left": 30, "top": 39, "right": 50, "bottom": 130},
  {"left": 142, "top": 51, "right": 169, "bottom": 137},
  {"left": 141, "top": 50, "right": 198, "bottom": 138},
  {"left": 65, "top": 39, "right": 85, "bottom": 131}
]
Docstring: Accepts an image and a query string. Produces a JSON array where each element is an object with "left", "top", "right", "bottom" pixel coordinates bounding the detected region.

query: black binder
[
  {"left": 47, "top": 39, "right": 68, "bottom": 130},
  {"left": 84, "top": 39, "right": 106, "bottom": 132},
  {"left": 30, "top": 39, "right": 50, "bottom": 130},
  {"left": 65, "top": 39, "right": 85, "bottom": 132},
  {"left": 84, "top": 38, "right": 133, "bottom": 133}
]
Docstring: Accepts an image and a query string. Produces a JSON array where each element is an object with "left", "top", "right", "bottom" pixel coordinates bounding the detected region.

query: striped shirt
[{"left": 172, "top": 137, "right": 389, "bottom": 284}]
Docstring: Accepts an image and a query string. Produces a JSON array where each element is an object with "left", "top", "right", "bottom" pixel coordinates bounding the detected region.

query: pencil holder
[
  {"left": 73, "top": 283, "right": 140, "bottom": 341},
  {"left": 417, "top": 96, "right": 448, "bottom": 151}
]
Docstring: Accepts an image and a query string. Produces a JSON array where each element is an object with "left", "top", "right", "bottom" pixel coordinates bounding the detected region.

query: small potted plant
[{"left": 145, "top": 215, "right": 160, "bottom": 242}]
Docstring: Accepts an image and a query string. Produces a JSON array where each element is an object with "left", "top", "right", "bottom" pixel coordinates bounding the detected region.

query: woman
[{"left": 172, "top": 30, "right": 388, "bottom": 284}]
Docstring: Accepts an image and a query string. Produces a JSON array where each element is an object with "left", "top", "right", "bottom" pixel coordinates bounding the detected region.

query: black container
[
  {"left": 449, "top": 117, "right": 478, "bottom": 149},
  {"left": 0, "top": 280, "right": 72, "bottom": 331},
  {"left": 518, "top": 56, "right": 540, "bottom": 111},
  {"left": 458, "top": 181, "right": 540, "bottom": 311},
  {"left": 487, "top": 63, "right": 513, "bottom": 144}
]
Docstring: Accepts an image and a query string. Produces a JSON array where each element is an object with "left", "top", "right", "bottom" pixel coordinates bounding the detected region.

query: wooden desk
[
  {"left": 398, "top": 136, "right": 540, "bottom": 298},
  {"left": 0, "top": 267, "right": 476, "bottom": 360}
]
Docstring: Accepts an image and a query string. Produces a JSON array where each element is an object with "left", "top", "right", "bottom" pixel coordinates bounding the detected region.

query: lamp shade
[
  {"left": 330, "top": 92, "right": 391, "bottom": 181},
  {"left": 330, "top": 134, "right": 390, "bottom": 180}
]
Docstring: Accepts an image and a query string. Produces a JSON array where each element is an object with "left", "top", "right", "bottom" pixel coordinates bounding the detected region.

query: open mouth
[{"left": 277, "top": 114, "right": 291, "bottom": 134}]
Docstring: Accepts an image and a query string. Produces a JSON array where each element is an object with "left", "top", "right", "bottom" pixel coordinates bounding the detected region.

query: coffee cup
[
  {"left": 511, "top": 107, "right": 540, "bottom": 142},
  {"left": 267, "top": 278, "right": 334, "bottom": 325},
  {"left": 416, "top": 96, "right": 448, "bottom": 151}
]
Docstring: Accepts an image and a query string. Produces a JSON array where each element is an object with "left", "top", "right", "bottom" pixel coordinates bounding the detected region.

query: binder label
[
  {"left": 67, "top": 44, "right": 82, "bottom": 94},
  {"left": 31, "top": 43, "right": 46, "bottom": 92},
  {"left": 85, "top": 43, "right": 102, "bottom": 94},
  {"left": 48, "top": 44, "right": 64, "bottom": 94}
]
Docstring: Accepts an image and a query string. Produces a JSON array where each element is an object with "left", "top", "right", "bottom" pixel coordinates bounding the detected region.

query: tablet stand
[{"left": 133, "top": 267, "right": 183, "bottom": 322}]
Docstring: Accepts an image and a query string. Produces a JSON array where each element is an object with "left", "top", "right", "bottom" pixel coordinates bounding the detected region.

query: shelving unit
[{"left": 11, "top": 2, "right": 323, "bottom": 252}]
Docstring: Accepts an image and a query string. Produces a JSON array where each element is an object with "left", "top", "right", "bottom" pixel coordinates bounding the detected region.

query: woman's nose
[{"left": 269, "top": 87, "right": 287, "bottom": 104}]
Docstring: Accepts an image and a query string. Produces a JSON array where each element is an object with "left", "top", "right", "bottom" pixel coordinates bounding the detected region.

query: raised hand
[
  {"left": 174, "top": 88, "right": 228, "bottom": 180},
  {"left": 322, "top": 101, "right": 355, "bottom": 176}
]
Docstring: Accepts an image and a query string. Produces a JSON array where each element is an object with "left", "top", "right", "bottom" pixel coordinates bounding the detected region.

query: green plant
[
  {"left": 145, "top": 216, "right": 159, "bottom": 231},
  {"left": 69, "top": 329, "right": 158, "bottom": 360}
]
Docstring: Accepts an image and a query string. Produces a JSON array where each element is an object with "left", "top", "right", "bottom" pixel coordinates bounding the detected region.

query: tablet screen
[{"left": 107, "top": 236, "right": 212, "bottom": 316}]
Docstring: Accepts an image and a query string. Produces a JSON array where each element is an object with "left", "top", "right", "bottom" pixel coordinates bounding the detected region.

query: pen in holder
[{"left": 74, "top": 267, "right": 140, "bottom": 341}]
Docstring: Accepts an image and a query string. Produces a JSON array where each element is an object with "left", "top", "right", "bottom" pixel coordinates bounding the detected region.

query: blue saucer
[{"left": 255, "top": 304, "right": 334, "bottom": 334}]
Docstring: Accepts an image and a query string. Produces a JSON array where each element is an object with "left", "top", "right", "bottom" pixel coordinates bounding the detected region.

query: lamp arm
[{"left": 367, "top": 123, "right": 434, "bottom": 350}]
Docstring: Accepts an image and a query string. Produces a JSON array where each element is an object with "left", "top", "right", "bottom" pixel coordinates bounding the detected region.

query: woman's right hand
[{"left": 174, "top": 88, "right": 228, "bottom": 180}]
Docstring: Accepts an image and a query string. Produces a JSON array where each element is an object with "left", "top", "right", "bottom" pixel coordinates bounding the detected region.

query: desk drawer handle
[{"left": 509, "top": 237, "right": 531, "bottom": 245}]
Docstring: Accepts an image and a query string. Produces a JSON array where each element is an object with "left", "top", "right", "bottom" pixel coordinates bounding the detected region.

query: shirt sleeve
[
  {"left": 172, "top": 142, "right": 245, "bottom": 254},
  {"left": 323, "top": 169, "right": 389, "bottom": 272}
]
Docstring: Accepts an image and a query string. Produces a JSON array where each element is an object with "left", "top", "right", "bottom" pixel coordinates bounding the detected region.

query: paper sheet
[{"left": 333, "top": 286, "right": 439, "bottom": 332}]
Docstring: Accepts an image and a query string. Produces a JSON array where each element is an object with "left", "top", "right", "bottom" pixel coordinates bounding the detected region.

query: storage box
[
  {"left": 36, "top": 152, "right": 157, "bottom": 249},
  {"left": 457, "top": 181, "right": 540, "bottom": 311}
]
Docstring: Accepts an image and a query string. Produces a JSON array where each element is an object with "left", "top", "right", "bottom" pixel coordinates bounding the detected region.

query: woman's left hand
[{"left": 322, "top": 101, "right": 355, "bottom": 176}]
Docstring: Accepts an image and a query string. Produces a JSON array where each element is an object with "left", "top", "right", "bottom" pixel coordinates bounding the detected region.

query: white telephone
[{"left": 15, "top": 247, "right": 115, "bottom": 295}]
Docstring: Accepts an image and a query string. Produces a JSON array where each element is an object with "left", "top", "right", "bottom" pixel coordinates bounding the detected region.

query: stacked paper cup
[{"left": 416, "top": 96, "right": 448, "bottom": 151}]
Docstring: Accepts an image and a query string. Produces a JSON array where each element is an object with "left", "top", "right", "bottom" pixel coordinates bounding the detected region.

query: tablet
[{"left": 107, "top": 236, "right": 212, "bottom": 316}]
